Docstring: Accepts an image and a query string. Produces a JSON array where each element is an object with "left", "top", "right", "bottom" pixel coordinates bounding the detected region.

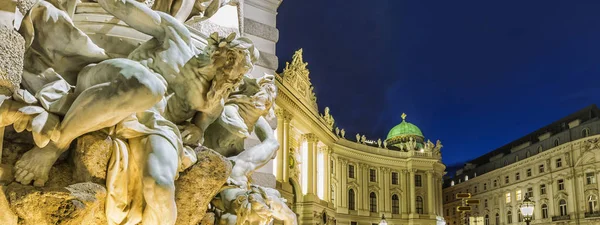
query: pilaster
[
  {"left": 409, "top": 169, "right": 417, "bottom": 215},
  {"left": 426, "top": 170, "right": 435, "bottom": 216},
  {"left": 304, "top": 133, "right": 318, "bottom": 196}
]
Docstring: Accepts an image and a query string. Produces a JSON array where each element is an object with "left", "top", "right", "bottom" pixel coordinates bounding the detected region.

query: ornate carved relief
[{"left": 281, "top": 49, "right": 319, "bottom": 113}]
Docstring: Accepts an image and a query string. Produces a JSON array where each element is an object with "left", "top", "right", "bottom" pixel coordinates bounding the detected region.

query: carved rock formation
[
  {"left": 2, "top": 182, "right": 108, "bottom": 225},
  {"left": 73, "top": 132, "right": 112, "bottom": 184},
  {"left": 175, "top": 146, "right": 232, "bottom": 225}
]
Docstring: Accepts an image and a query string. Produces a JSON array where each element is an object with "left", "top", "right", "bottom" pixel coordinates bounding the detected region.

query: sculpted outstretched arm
[
  {"left": 97, "top": 0, "right": 168, "bottom": 39},
  {"left": 229, "top": 116, "right": 278, "bottom": 185}
]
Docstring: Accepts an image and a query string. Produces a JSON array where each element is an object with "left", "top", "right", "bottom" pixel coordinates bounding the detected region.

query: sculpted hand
[{"left": 179, "top": 122, "right": 204, "bottom": 146}]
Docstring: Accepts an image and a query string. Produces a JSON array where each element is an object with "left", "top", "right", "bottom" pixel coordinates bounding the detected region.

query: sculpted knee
[{"left": 138, "top": 74, "right": 168, "bottom": 103}]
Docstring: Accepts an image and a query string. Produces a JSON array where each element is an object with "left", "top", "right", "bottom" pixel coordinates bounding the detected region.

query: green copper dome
[{"left": 386, "top": 113, "right": 424, "bottom": 140}]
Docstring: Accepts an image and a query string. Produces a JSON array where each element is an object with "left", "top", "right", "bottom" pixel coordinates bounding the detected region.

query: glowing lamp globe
[{"left": 519, "top": 195, "right": 535, "bottom": 223}]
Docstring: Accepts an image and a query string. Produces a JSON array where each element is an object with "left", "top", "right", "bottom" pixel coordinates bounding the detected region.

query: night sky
[{"left": 275, "top": 1, "right": 600, "bottom": 168}]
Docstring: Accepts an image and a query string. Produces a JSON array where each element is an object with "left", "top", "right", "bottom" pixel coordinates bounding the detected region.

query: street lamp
[
  {"left": 519, "top": 194, "right": 535, "bottom": 225},
  {"left": 378, "top": 214, "right": 387, "bottom": 225}
]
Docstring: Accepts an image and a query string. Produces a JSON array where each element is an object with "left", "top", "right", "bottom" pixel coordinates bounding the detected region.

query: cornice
[{"left": 245, "top": 0, "right": 282, "bottom": 14}]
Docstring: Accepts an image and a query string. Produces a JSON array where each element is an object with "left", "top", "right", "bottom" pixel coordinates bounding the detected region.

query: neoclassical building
[
  {"left": 261, "top": 49, "right": 447, "bottom": 225},
  {"left": 442, "top": 105, "right": 600, "bottom": 225}
]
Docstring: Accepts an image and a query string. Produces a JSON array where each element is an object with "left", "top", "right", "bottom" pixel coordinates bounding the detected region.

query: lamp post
[
  {"left": 379, "top": 214, "right": 387, "bottom": 225},
  {"left": 519, "top": 194, "right": 535, "bottom": 225}
]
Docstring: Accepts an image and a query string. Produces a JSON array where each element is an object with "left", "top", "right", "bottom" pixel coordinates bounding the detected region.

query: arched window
[
  {"left": 582, "top": 128, "right": 591, "bottom": 138},
  {"left": 369, "top": 192, "right": 377, "bottom": 212},
  {"left": 484, "top": 214, "right": 489, "bottom": 225},
  {"left": 416, "top": 196, "right": 424, "bottom": 214},
  {"left": 348, "top": 189, "right": 356, "bottom": 210},
  {"left": 484, "top": 199, "right": 488, "bottom": 207},
  {"left": 588, "top": 195, "right": 597, "bottom": 213},
  {"left": 507, "top": 211, "right": 512, "bottom": 223},
  {"left": 559, "top": 199, "right": 567, "bottom": 216},
  {"left": 484, "top": 183, "right": 487, "bottom": 190},
  {"left": 518, "top": 212, "right": 523, "bottom": 222},
  {"left": 554, "top": 138, "right": 560, "bottom": 147},
  {"left": 392, "top": 194, "right": 400, "bottom": 214},
  {"left": 541, "top": 204, "right": 548, "bottom": 219}
]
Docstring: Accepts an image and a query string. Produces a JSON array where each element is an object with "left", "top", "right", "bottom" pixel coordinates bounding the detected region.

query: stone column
[
  {"left": 547, "top": 180, "right": 555, "bottom": 216},
  {"left": 427, "top": 171, "right": 434, "bottom": 215},
  {"left": 401, "top": 169, "right": 409, "bottom": 215},
  {"left": 324, "top": 147, "right": 331, "bottom": 202},
  {"left": 358, "top": 163, "right": 369, "bottom": 211},
  {"left": 378, "top": 167, "right": 386, "bottom": 213},
  {"left": 340, "top": 158, "right": 348, "bottom": 208},
  {"left": 498, "top": 193, "right": 505, "bottom": 224},
  {"left": 305, "top": 133, "right": 318, "bottom": 195},
  {"left": 281, "top": 111, "right": 292, "bottom": 182},
  {"left": 438, "top": 176, "right": 444, "bottom": 216},
  {"left": 274, "top": 109, "right": 285, "bottom": 182},
  {"left": 409, "top": 169, "right": 417, "bottom": 214},
  {"left": 382, "top": 167, "right": 391, "bottom": 213}
]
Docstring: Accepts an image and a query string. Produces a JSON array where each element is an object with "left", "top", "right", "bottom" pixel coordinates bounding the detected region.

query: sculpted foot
[{"left": 14, "top": 146, "right": 60, "bottom": 186}]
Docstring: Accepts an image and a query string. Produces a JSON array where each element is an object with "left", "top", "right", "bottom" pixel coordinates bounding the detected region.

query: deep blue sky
[{"left": 275, "top": 1, "right": 600, "bottom": 167}]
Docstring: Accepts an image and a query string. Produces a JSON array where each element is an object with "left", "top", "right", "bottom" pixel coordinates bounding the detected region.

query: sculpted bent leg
[
  {"left": 15, "top": 59, "right": 167, "bottom": 186},
  {"left": 137, "top": 134, "right": 179, "bottom": 225}
]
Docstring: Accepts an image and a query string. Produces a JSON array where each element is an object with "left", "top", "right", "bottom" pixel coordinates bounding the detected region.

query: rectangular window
[
  {"left": 540, "top": 184, "right": 547, "bottom": 195},
  {"left": 415, "top": 175, "right": 422, "bottom": 187},
  {"left": 558, "top": 179, "right": 565, "bottom": 190},
  {"left": 556, "top": 158, "right": 562, "bottom": 168},
  {"left": 348, "top": 165, "right": 355, "bottom": 178},
  {"left": 505, "top": 176, "right": 509, "bottom": 184},
  {"left": 527, "top": 187, "right": 533, "bottom": 198},
  {"left": 369, "top": 169, "right": 377, "bottom": 182},
  {"left": 506, "top": 193, "right": 511, "bottom": 203},
  {"left": 391, "top": 172, "right": 399, "bottom": 185},
  {"left": 351, "top": 222, "right": 357, "bottom": 225},
  {"left": 516, "top": 190, "right": 522, "bottom": 201},
  {"left": 515, "top": 173, "right": 520, "bottom": 181},
  {"left": 484, "top": 183, "right": 487, "bottom": 190},
  {"left": 587, "top": 172, "right": 596, "bottom": 185},
  {"left": 539, "top": 164, "right": 545, "bottom": 173},
  {"left": 527, "top": 169, "right": 532, "bottom": 177},
  {"left": 493, "top": 180, "right": 498, "bottom": 187}
]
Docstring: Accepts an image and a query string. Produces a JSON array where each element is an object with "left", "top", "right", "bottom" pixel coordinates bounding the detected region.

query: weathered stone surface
[
  {"left": 200, "top": 212, "right": 216, "bottom": 225},
  {"left": 16, "top": 0, "right": 37, "bottom": 14},
  {"left": 3, "top": 182, "right": 107, "bottom": 225},
  {"left": 73, "top": 132, "right": 112, "bottom": 183},
  {"left": 251, "top": 171, "right": 276, "bottom": 188},
  {"left": 243, "top": 18, "right": 279, "bottom": 42},
  {"left": 175, "top": 146, "right": 232, "bottom": 225},
  {"left": 0, "top": 188, "right": 18, "bottom": 225},
  {"left": 257, "top": 50, "right": 278, "bottom": 71},
  {"left": 0, "top": 25, "right": 24, "bottom": 95}
]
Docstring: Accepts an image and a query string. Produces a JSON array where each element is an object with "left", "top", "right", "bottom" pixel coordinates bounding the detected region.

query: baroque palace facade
[
  {"left": 442, "top": 105, "right": 600, "bottom": 225},
  {"left": 262, "top": 49, "right": 447, "bottom": 225}
]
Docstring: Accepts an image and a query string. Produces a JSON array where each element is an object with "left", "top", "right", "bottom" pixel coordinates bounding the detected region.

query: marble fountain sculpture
[{"left": 0, "top": 0, "right": 297, "bottom": 224}]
